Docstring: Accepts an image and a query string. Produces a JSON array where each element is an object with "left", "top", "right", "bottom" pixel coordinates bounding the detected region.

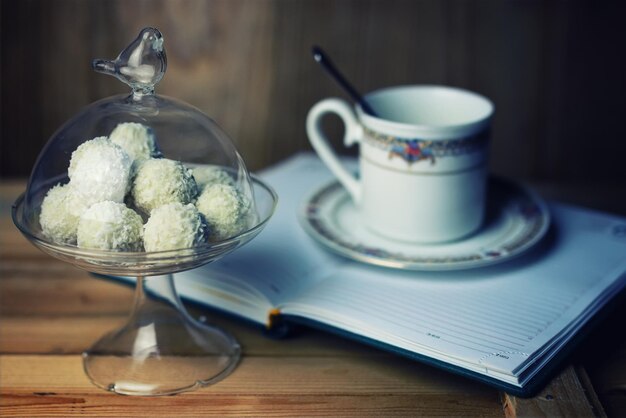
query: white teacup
[{"left": 306, "top": 85, "right": 494, "bottom": 243}]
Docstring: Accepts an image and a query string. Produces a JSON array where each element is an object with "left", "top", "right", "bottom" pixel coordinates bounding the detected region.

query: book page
[
  {"left": 174, "top": 153, "right": 626, "bottom": 387},
  {"left": 175, "top": 154, "right": 349, "bottom": 322},
  {"left": 278, "top": 202, "right": 626, "bottom": 383}
]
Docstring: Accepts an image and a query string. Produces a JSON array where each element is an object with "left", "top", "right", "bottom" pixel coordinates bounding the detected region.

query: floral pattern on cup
[{"left": 363, "top": 127, "right": 489, "bottom": 165}]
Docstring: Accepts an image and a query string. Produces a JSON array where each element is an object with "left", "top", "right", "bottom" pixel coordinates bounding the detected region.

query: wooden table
[{"left": 1, "top": 179, "right": 625, "bottom": 417}]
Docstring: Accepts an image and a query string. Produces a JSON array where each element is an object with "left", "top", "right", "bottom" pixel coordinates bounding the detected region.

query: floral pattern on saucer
[{"left": 300, "top": 178, "right": 550, "bottom": 271}]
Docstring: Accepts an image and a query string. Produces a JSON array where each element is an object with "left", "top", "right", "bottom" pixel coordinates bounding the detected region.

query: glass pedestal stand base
[{"left": 83, "top": 274, "right": 240, "bottom": 396}]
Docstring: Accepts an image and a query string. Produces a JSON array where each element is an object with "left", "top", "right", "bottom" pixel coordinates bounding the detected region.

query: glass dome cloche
[{"left": 12, "top": 27, "right": 278, "bottom": 396}]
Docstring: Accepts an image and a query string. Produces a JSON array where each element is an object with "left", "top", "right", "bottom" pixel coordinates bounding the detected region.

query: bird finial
[{"left": 93, "top": 27, "right": 167, "bottom": 97}]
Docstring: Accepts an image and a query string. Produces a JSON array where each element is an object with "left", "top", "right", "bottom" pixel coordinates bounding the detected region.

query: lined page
[
  {"left": 176, "top": 155, "right": 349, "bottom": 319},
  {"left": 173, "top": 153, "right": 626, "bottom": 385},
  {"left": 279, "top": 203, "right": 626, "bottom": 381}
]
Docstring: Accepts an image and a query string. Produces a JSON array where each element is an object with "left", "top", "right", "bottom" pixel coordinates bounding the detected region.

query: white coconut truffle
[
  {"left": 39, "top": 183, "right": 91, "bottom": 244},
  {"left": 109, "top": 122, "right": 158, "bottom": 164},
  {"left": 196, "top": 183, "right": 251, "bottom": 241},
  {"left": 68, "top": 137, "right": 132, "bottom": 204},
  {"left": 77, "top": 201, "right": 144, "bottom": 251},
  {"left": 191, "top": 166, "right": 235, "bottom": 190},
  {"left": 131, "top": 158, "right": 198, "bottom": 215},
  {"left": 143, "top": 202, "right": 207, "bottom": 252}
]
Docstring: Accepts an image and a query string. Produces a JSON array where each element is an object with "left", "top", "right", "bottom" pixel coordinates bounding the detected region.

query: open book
[{"left": 128, "top": 154, "right": 626, "bottom": 396}]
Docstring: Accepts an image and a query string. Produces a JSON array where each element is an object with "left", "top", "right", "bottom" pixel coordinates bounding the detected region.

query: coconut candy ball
[
  {"left": 131, "top": 158, "right": 199, "bottom": 215},
  {"left": 39, "top": 183, "right": 91, "bottom": 244},
  {"left": 143, "top": 202, "right": 208, "bottom": 252},
  {"left": 191, "top": 166, "right": 235, "bottom": 191},
  {"left": 196, "top": 183, "right": 251, "bottom": 241},
  {"left": 21, "top": 29, "right": 260, "bottom": 255},
  {"left": 77, "top": 201, "right": 144, "bottom": 251},
  {"left": 68, "top": 136, "right": 132, "bottom": 205},
  {"left": 109, "top": 122, "right": 159, "bottom": 164}
]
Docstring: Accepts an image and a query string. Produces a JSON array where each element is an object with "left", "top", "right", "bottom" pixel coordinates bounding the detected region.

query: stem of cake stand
[{"left": 82, "top": 274, "right": 241, "bottom": 396}]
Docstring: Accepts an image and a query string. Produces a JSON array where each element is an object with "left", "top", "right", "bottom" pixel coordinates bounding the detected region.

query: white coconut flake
[
  {"left": 77, "top": 201, "right": 144, "bottom": 251},
  {"left": 68, "top": 137, "right": 132, "bottom": 205},
  {"left": 143, "top": 202, "right": 207, "bottom": 252},
  {"left": 191, "top": 166, "right": 235, "bottom": 191},
  {"left": 39, "top": 183, "right": 91, "bottom": 244},
  {"left": 131, "top": 158, "right": 198, "bottom": 215},
  {"left": 109, "top": 122, "right": 158, "bottom": 164},
  {"left": 196, "top": 183, "right": 251, "bottom": 241}
]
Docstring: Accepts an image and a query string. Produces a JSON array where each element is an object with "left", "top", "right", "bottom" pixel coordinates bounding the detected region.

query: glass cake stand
[{"left": 12, "top": 176, "right": 277, "bottom": 396}]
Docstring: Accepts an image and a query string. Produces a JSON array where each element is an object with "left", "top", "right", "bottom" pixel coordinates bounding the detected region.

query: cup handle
[{"left": 306, "top": 98, "right": 363, "bottom": 204}]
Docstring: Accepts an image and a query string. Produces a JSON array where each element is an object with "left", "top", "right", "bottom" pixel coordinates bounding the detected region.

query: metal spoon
[{"left": 311, "top": 46, "right": 378, "bottom": 117}]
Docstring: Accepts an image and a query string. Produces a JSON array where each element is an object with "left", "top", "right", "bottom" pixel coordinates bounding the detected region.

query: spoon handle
[{"left": 312, "top": 46, "right": 378, "bottom": 117}]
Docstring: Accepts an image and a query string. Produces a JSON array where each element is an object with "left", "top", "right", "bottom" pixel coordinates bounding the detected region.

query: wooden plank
[
  {"left": 0, "top": 314, "right": 388, "bottom": 358},
  {"left": 0, "top": 275, "right": 134, "bottom": 316},
  {"left": 1, "top": 299, "right": 612, "bottom": 415},
  {"left": 501, "top": 366, "right": 602, "bottom": 418},
  {"left": 575, "top": 366, "right": 608, "bottom": 418},
  {"left": 0, "top": 355, "right": 503, "bottom": 417},
  {"left": 578, "top": 311, "right": 626, "bottom": 417},
  {"left": 0, "top": 316, "right": 127, "bottom": 354},
  {"left": 535, "top": 3, "right": 626, "bottom": 184},
  {"left": 469, "top": 1, "right": 544, "bottom": 180},
  {"left": 0, "top": 0, "right": 44, "bottom": 177},
  {"left": 0, "top": 394, "right": 497, "bottom": 418},
  {"left": 3, "top": 0, "right": 626, "bottom": 199}
]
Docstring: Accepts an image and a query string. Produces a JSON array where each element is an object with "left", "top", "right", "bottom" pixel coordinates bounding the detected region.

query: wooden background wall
[{"left": 2, "top": 0, "right": 625, "bottom": 187}]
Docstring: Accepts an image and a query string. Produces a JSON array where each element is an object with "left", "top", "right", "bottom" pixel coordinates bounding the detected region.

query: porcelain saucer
[{"left": 299, "top": 178, "right": 550, "bottom": 271}]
